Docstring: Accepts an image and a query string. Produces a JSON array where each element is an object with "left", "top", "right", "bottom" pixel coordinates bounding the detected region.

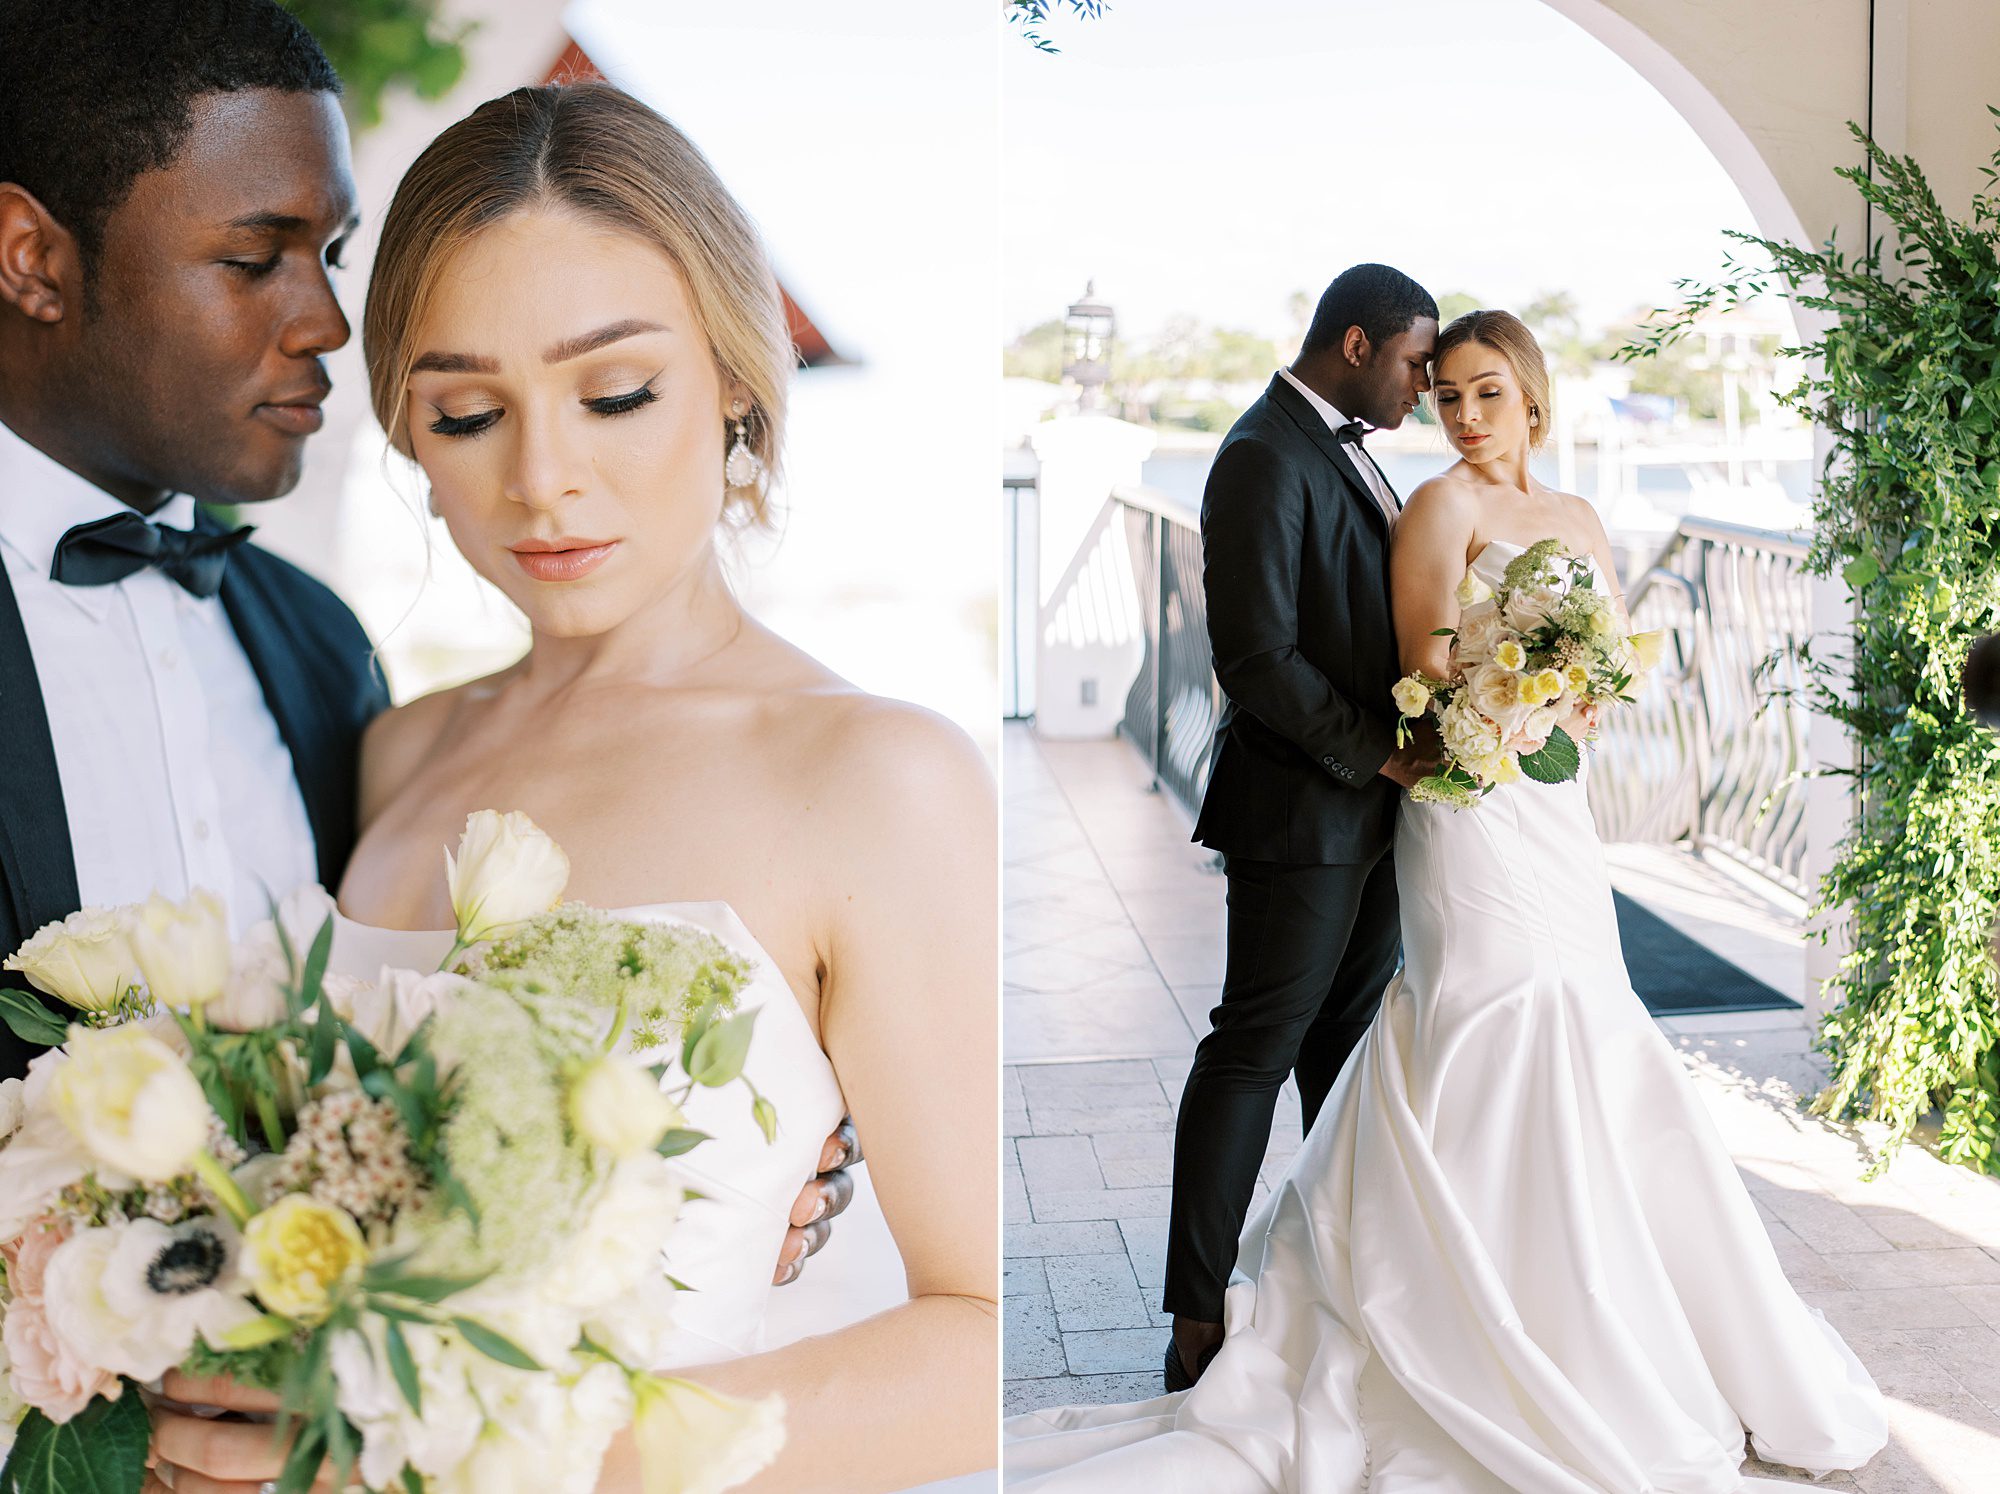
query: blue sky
[{"left": 1003, "top": 0, "right": 1770, "bottom": 341}]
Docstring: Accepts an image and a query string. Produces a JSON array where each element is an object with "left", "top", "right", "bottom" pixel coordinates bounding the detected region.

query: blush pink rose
[
  {"left": 3, "top": 1291, "right": 117, "bottom": 1423},
  {"left": 5, "top": 1215, "right": 70, "bottom": 1299}
]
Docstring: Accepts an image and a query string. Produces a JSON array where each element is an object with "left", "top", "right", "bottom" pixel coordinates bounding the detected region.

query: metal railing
[
  {"left": 1588, "top": 517, "right": 1813, "bottom": 897},
  {"left": 1112, "top": 486, "right": 1222, "bottom": 818}
]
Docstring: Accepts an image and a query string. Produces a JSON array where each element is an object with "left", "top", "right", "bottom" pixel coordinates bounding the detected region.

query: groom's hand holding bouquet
[
  {"left": 0, "top": 812, "right": 786, "bottom": 1494},
  {"left": 1391, "top": 538, "right": 1667, "bottom": 808}
]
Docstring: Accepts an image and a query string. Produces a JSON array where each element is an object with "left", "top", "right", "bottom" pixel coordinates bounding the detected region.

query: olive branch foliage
[
  {"left": 1008, "top": 0, "right": 1108, "bottom": 53},
  {"left": 1623, "top": 114, "right": 2000, "bottom": 1173}
]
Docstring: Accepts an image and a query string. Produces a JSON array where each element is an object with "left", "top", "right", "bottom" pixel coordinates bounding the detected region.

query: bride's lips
[
  {"left": 1456, "top": 432, "right": 1489, "bottom": 446},
  {"left": 509, "top": 537, "right": 620, "bottom": 582}
]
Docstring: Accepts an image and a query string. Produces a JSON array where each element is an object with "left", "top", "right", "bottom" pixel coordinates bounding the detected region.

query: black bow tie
[
  {"left": 49, "top": 511, "right": 254, "bottom": 599},
  {"left": 1334, "top": 421, "right": 1371, "bottom": 446}
]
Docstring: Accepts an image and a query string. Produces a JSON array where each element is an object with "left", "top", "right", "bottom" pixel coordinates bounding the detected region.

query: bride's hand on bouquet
[
  {"left": 144, "top": 1370, "right": 336, "bottom": 1494},
  {"left": 775, "top": 1115, "right": 861, "bottom": 1285},
  {"left": 1562, "top": 700, "right": 1603, "bottom": 744}
]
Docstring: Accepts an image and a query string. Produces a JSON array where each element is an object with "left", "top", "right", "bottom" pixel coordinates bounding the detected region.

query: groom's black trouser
[{"left": 1162, "top": 849, "right": 1400, "bottom": 1321}]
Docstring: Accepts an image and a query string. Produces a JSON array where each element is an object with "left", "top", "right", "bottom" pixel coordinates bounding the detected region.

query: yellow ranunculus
[
  {"left": 1532, "top": 669, "right": 1565, "bottom": 704},
  {"left": 5, "top": 907, "right": 141, "bottom": 1013},
  {"left": 1514, "top": 673, "right": 1542, "bottom": 707},
  {"left": 1494, "top": 639, "right": 1527, "bottom": 672},
  {"left": 51, "top": 1025, "right": 210, "bottom": 1182},
  {"left": 444, "top": 810, "right": 571, "bottom": 946},
  {"left": 570, "top": 1058, "right": 684, "bottom": 1158},
  {"left": 1564, "top": 663, "right": 1592, "bottom": 695},
  {"left": 242, "top": 1196, "right": 367, "bottom": 1323},
  {"left": 127, "top": 890, "right": 232, "bottom": 1011},
  {"left": 632, "top": 1376, "right": 785, "bottom": 1494},
  {"left": 1629, "top": 630, "right": 1667, "bottom": 671},
  {"left": 1390, "top": 675, "right": 1431, "bottom": 718}
]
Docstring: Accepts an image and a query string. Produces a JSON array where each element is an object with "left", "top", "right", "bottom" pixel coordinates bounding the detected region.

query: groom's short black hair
[
  {"left": 1300, "top": 264, "right": 1439, "bottom": 357},
  {"left": 0, "top": 0, "right": 340, "bottom": 276}
]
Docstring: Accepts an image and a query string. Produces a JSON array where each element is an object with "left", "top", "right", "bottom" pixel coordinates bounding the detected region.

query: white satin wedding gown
[{"left": 1004, "top": 542, "right": 1887, "bottom": 1493}]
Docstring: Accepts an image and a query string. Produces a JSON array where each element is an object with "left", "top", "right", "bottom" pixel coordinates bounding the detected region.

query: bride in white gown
[
  {"left": 1004, "top": 311, "right": 1887, "bottom": 1492},
  {"left": 239, "top": 81, "right": 998, "bottom": 1494}
]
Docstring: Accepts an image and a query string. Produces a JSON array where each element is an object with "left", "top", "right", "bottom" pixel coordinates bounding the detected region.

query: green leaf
[
  {"left": 1843, "top": 553, "right": 1881, "bottom": 588},
  {"left": 385, "top": 1319, "right": 422, "bottom": 1415},
  {"left": 686, "top": 1006, "right": 761, "bottom": 1088},
  {"left": 450, "top": 1317, "right": 543, "bottom": 1371},
  {"left": 1518, "top": 726, "right": 1581, "bottom": 784},
  {"left": 275, "top": 1420, "right": 327, "bottom": 1494},
  {"left": 0, "top": 989, "right": 68, "bottom": 1046},
  {"left": 363, "top": 1268, "right": 491, "bottom": 1303},
  {"left": 0, "top": 1384, "right": 151, "bottom": 1494},
  {"left": 403, "top": 1469, "right": 425, "bottom": 1494},
  {"left": 752, "top": 1095, "right": 779, "bottom": 1145},
  {"left": 654, "top": 1127, "right": 712, "bottom": 1159}
]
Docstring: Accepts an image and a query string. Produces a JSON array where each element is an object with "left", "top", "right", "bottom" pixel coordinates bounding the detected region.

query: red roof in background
[{"left": 543, "top": 38, "right": 845, "bottom": 370}]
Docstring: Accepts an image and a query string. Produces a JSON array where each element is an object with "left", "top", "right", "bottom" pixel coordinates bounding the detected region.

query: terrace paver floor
[{"left": 1003, "top": 723, "right": 2000, "bottom": 1492}]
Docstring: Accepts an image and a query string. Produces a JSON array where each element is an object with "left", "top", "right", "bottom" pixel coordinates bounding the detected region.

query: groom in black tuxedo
[{"left": 1163, "top": 264, "right": 1441, "bottom": 1388}]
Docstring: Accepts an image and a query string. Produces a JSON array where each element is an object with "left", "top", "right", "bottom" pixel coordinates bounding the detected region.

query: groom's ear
[
  {"left": 1340, "top": 324, "right": 1371, "bottom": 369},
  {"left": 0, "top": 184, "right": 78, "bottom": 325}
]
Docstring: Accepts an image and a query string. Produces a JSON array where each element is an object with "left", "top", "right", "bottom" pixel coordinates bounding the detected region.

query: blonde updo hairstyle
[
  {"left": 1433, "top": 309, "right": 1553, "bottom": 452},
  {"left": 364, "top": 81, "right": 793, "bottom": 528}
]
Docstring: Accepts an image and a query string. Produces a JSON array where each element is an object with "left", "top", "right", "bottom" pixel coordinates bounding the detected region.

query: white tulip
[
  {"left": 568, "top": 1059, "right": 682, "bottom": 1159},
  {"left": 632, "top": 1376, "right": 785, "bottom": 1494},
  {"left": 4, "top": 907, "right": 141, "bottom": 1014},
  {"left": 445, "top": 811, "right": 570, "bottom": 946},
  {"left": 127, "top": 891, "right": 232, "bottom": 1011},
  {"left": 49, "top": 1025, "right": 210, "bottom": 1183}
]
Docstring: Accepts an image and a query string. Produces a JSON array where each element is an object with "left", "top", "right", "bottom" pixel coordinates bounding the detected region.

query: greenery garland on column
[{"left": 1627, "top": 114, "right": 2000, "bottom": 1172}]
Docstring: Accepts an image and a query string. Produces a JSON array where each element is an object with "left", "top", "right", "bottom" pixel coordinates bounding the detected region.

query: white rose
[
  {"left": 445, "top": 811, "right": 570, "bottom": 946},
  {"left": 126, "top": 891, "right": 232, "bottom": 1012},
  {"left": 1464, "top": 664, "right": 1531, "bottom": 733},
  {"left": 50, "top": 1026, "right": 210, "bottom": 1183},
  {"left": 632, "top": 1377, "right": 784, "bottom": 1494},
  {"left": 569, "top": 1059, "right": 682, "bottom": 1159},
  {"left": 0, "top": 1326, "right": 24, "bottom": 1457},
  {"left": 1501, "top": 584, "right": 1562, "bottom": 635},
  {"left": 41, "top": 1218, "right": 257, "bottom": 1382},
  {"left": 4, "top": 908, "right": 141, "bottom": 1014},
  {"left": 1452, "top": 607, "right": 1508, "bottom": 666}
]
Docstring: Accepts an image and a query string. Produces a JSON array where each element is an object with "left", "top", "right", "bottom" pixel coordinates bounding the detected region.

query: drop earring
[{"left": 725, "top": 405, "right": 764, "bottom": 489}]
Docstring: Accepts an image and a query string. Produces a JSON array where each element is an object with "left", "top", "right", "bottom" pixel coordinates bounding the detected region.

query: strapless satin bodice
[{"left": 329, "top": 901, "right": 848, "bottom": 1368}]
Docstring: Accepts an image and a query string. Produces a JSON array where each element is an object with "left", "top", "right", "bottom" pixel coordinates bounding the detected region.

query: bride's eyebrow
[
  {"left": 543, "top": 318, "right": 669, "bottom": 364},
  {"left": 408, "top": 320, "right": 670, "bottom": 376},
  {"left": 1433, "top": 370, "right": 1503, "bottom": 387}
]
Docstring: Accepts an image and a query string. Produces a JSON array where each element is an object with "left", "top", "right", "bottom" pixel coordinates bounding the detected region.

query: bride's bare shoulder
[
  {"left": 356, "top": 674, "right": 496, "bottom": 828},
  {"left": 1402, "top": 469, "right": 1482, "bottom": 520}
]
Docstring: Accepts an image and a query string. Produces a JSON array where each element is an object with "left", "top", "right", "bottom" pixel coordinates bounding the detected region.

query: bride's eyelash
[
  {"left": 585, "top": 383, "right": 660, "bottom": 417},
  {"left": 429, "top": 408, "right": 500, "bottom": 438}
]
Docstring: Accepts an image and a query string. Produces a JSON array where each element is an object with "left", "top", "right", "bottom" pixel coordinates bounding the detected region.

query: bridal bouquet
[
  {"left": 1391, "top": 537, "right": 1666, "bottom": 808},
  {"left": 0, "top": 812, "right": 784, "bottom": 1494}
]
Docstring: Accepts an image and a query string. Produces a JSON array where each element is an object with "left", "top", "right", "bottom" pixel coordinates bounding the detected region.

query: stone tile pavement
[{"left": 1002, "top": 722, "right": 2000, "bottom": 1492}]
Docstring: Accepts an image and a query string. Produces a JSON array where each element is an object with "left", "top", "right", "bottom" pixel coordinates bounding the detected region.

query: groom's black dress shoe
[{"left": 1164, "top": 1338, "right": 1220, "bottom": 1393}]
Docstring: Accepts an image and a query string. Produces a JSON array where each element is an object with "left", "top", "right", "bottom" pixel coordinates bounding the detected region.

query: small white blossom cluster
[
  {"left": 1393, "top": 538, "right": 1666, "bottom": 808},
  {"left": 270, "top": 1091, "right": 426, "bottom": 1229}
]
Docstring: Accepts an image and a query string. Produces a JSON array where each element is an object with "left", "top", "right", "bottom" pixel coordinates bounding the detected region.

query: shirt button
[{"left": 193, "top": 819, "right": 210, "bottom": 842}]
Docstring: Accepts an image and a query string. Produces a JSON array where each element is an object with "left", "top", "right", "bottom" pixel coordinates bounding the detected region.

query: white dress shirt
[
  {"left": 1279, "top": 368, "right": 1402, "bottom": 527},
  {"left": 0, "top": 418, "right": 318, "bottom": 932}
]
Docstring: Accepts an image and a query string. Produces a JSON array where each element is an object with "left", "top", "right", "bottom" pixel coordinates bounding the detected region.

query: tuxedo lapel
[
  {"left": 0, "top": 558, "right": 79, "bottom": 943},
  {"left": 213, "top": 535, "right": 342, "bottom": 891},
  {"left": 1263, "top": 374, "right": 1392, "bottom": 537}
]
